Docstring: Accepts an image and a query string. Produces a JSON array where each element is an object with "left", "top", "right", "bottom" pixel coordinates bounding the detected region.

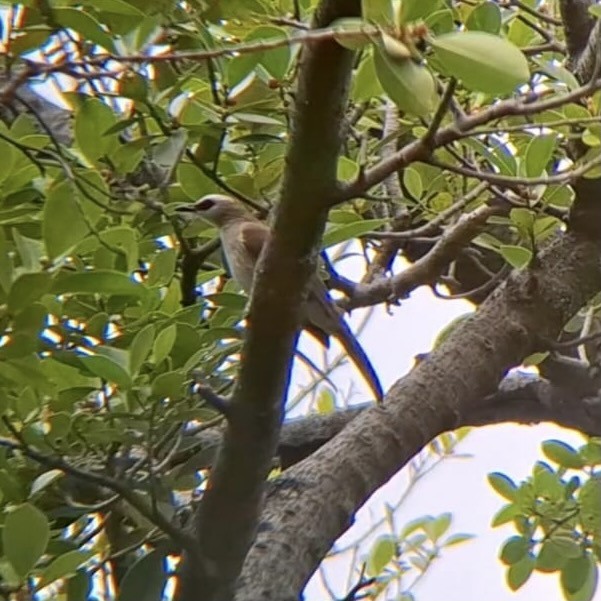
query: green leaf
[
  {"left": 51, "top": 271, "right": 145, "bottom": 297},
  {"left": 523, "top": 134, "right": 557, "bottom": 178},
  {"left": 366, "top": 535, "right": 396, "bottom": 576},
  {"left": 492, "top": 503, "right": 520, "bottom": 527},
  {"left": 332, "top": 18, "right": 372, "bottom": 50},
  {"left": 590, "top": 4, "right": 601, "bottom": 18},
  {"left": 500, "top": 536, "right": 530, "bottom": 565},
  {"left": 430, "top": 32, "right": 530, "bottom": 94},
  {"left": 466, "top": 1, "right": 501, "bottom": 33},
  {"left": 52, "top": 8, "right": 116, "bottom": 52},
  {"left": 488, "top": 472, "right": 518, "bottom": 501},
  {"left": 549, "top": 535, "right": 583, "bottom": 559},
  {"left": 510, "top": 208, "right": 535, "bottom": 236},
  {"left": 0, "top": 139, "right": 16, "bottom": 185},
  {"left": 81, "top": 0, "right": 144, "bottom": 16},
  {"left": 204, "top": 292, "right": 248, "bottom": 310},
  {"left": 507, "top": 554, "right": 534, "bottom": 590},
  {"left": 12, "top": 229, "right": 44, "bottom": 272},
  {"left": 177, "top": 163, "right": 218, "bottom": 200},
  {"left": 337, "top": 156, "right": 360, "bottom": 182},
  {"left": 152, "top": 324, "right": 177, "bottom": 364},
  {"left": 0, "top": 228, "right": 13, "bottom": 296},
  {"left": 352, "top": 53, "right": 383, "bottom": 100},
  {"left": 38, "top": 550, "right": 95, "bottom": 588},
  {"left": 8, "top": 273, "right": 52, "bottom": 313},
  {"left": 316, "top": 388, "right": 336, "bottom": 414},
  {"left": 117, "top": 549, "right": 166, "bottom": 601},
  {"left": 564, "top": 555, "right": 598, "bottom": 601},
  {"left": 151, "top": 370, "right": 184, "bottom": 399},
  {"left": 4, "top": 503, "right": 50, "bottom": 579},
  {"left": 537, "top": 540, "right": 568, "bottom": 572},
  {"left": 499, "top": 245, "right": 532, "bottom": 269},
  {"left": 30, "top": 469, "right": 64, "bottom": 497},
  {"left": 441, "top": 533, "right": 475, "bottom": 547},
  {"left": 403, "top": 167, "right": 423, "bottom": 199},
  {"left": 80, "top": 355, "right": 132, "bottom": 389},
  {"left": 322, "top": 219, "right": 387, "bottom": 248},
  {"left": 362, "top": 0, "right": 394, "bottom": 26},
  {"left": 562, "top": 555, "right": 591, "bottom": 595},
  {"left": 130, "top": 324, "right": 156, "bottom": 375},
  {"left": 43, "top": 180, "right": 88, "bottom": 259},
  {"left": 521, "top": 351, "right": 549, "bottom": 367},
  {"left": 426, "top": 8, "right": 454, "bottom": 34},
  {"left": 374, "top": 47, "right": 437, "bottom": 116},
  {"left": 245, "top": 26, "right": 290, "bottom": 80},
  {"left": 74, "top": 98, "right": 118, "bottom": 162},
  {"left": 400, "top": 0, "right": 440, "bottom": 24},
  {"left": 542, "top": 440, "right": 585, "bottom": 469},
  {"left": 147, "top": 249, "right": 177, "bottom": 287},
  {"left": 117, "top": 71, "right": 148, "bottom": 101},
  {"left": 423, "top": 513, "right": 452, "bottom": 541},
  {"left": 578, "top": 478, "right": 601, "bottom": 534},
  {"left": 579, "top": 442, "right": 601, "bottom": 466},
  {"left": 67, "top": 570, "right": 91, "bottom": 601}
]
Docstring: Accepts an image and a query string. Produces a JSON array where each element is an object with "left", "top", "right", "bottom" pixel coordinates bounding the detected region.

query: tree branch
[
  {"left": 342, "top": 204, "right": 500, "bottom": 309},
  {"left": 175, "top": 1, "right": 362, "bottom": 599},
  {"left": 338, "top": 78, "right": 601, "bottom": 201}
]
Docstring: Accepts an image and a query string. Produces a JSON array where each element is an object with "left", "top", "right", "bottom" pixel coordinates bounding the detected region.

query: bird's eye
[{"left": 195, "top": 198, "right": 215, "bottom": 212}]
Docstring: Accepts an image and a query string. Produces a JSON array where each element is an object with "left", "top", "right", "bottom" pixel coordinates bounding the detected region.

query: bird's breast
[{"left": 220, "top": 230, "right": 256, "bottom": 293}]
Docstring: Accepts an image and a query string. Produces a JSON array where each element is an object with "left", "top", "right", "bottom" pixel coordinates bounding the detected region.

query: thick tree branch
[
  {"left": 467, "top": 372, "right": 601, "bottom": 434},
  {"left": 175, "top": 1, "right": 361, "bottom": 599},
  {"left": 236, "top": 231, "right": 601, "bottom": 600},
  {"left": 559, "top": 0, "right": 596, "bottom": 69}
]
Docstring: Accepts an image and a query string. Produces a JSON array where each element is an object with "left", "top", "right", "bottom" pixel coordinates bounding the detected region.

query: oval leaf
[
  {"left": 499, "top": 245, "right": 532, "bottom": 269},
  {"left": 374, "top": 47, "right": 437, "bottom": 116},
  {"left": 507, "top": 554, "right": 535, "bottom": 590},
  {"left": 430, "top": 32, "right": 529, "bottom": 94},
  {"left": 542, "top": 440, "right": 585, "bottom": 469},
  {"left": 52, "top": 271, "right": 145, "bottom": 297},
  {"left": 80, "top": 355, "right": 132, "bottom": 389},
  {"left": 43, "top": 181, "right": 88, "bottom": 259},
  {"left": 4, "top": 503, "right": 50, "bottom": 579},
  {"left": 367, "top": 535, "right": 396, "bottom": 576},
  {"left": 39, "top": 550, "right": 95, "bottom": 588},
  {"left": 117, "top": 549, "right": 166, "bottom": 601},
  {"left": 500, "top": 536, "right": 529, "bottom": 565}
]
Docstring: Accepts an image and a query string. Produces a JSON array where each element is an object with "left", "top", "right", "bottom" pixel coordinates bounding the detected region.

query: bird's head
[{"left": 175, "top": 194, "right": 249, "bottom": 228}]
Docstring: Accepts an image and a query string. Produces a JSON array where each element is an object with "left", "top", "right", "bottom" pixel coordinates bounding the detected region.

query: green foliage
[
  {"left": 490, "top": 439, "right": 601, "bottom": 601},
  {"left": 0, "top": 0, "right": 597, "bottom": 598}
]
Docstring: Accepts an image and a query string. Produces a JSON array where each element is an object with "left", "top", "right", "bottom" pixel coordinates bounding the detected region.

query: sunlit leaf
[{"left": 430, "top": 32, "right": 530, "bottom": 94}]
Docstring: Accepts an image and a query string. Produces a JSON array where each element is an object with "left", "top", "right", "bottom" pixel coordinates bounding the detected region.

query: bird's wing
[{"left": 238, "top": 221, "right": 269, "bottom": 261}]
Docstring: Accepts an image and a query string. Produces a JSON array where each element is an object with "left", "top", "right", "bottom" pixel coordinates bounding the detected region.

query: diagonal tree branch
[{"left": 343, "top": 204, "right": 500, "bottom": 309}]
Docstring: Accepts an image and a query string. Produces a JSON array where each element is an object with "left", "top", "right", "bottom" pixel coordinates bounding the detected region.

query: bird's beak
[{"left": 174, "top": 205, "right": 196, "bottom": 213}]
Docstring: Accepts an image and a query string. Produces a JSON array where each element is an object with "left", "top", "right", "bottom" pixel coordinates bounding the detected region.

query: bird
[{"left": 176, "top": 194, "right": 384, "bottom": 402}]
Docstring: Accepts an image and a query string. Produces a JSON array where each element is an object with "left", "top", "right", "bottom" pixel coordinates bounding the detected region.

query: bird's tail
[{"left": 331, "top": 319, "right": 384, "bottom": 402}]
